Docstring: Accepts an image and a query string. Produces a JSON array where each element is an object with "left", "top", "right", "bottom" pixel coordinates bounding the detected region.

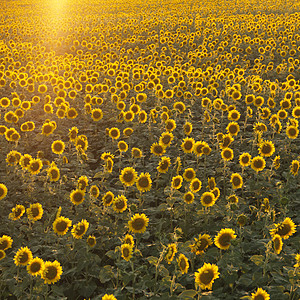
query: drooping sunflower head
[
  {"left": 290, "top": 160, "right": 299, "bottom": 176},
  {"left": 165, "top": 243, "right": 177, "bottom": 264},
  {"left": 272, "top": 234, "right": 283, "bottom": 255},
  {"left": 183, "top": 121, "right": 193, "bottom": 135},
  {"left": 190, "top": 234, "right": 212, "bottom": 255},
  {"left": 87, "top": 235, "right": 97, "bottom": 247},
  {"left": 9, "top": 204, "right": 25, "bottom": 220},
  {"left": 123, "top": 234, "right": 134, "bottom": 248},
  {"left": 177, "top": 254, "right": 189, "bottom": 274},
  {"left": 47, "top": 165, "right": 60, "bottom": 182},
  {"left": 77, "top": 176, "right": 89, "bottom": 190},
  {"left": 270, "top": 217, "right": 296, "bottom": 239},
  {"left": 0, "top": 250, "right": 6, "bottom": 261},
  {"left": 90, "top": 185, "right": 100, "bottom": 198}
]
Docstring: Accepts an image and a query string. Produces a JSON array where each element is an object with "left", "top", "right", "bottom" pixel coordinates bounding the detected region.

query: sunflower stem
[{"left": 130, "top": 261, "right": 136, "bottom": 300}]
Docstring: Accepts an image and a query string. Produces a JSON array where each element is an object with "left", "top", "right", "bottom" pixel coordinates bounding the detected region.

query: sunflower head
[
  {"left": 41, "top": 260, "right": 63, "bottom": 284},
  {"left": 214, "top": 228, "right": 237, "bottom": 250},
  {"left": 128, "top": 213, "right": 149, "bottom": 234},
  {"left": 195, "top": 263, "right": 220, "bottom": 290},
  {"left": 14, "top": 246, "right": 33, "bottom": 266}
]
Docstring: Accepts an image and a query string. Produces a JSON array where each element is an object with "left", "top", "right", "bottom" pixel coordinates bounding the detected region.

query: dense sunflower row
[{"left": 0, "top": 0, "right": 299, "bottom": 299}]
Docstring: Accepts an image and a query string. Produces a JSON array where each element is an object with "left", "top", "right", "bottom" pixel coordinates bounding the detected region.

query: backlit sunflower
[
  {"left": 151, "top": 142, "right": 165, "bottom": 156},
  {"left": 157, "top": 156, "right": 171, "bottom": 173},
  {"left": 201, "top": 192, "right": 216, "bottom": 207},
  {"left": 273, "top": 234, "right": 283, "bottom": 255},
  {"left": 230, "top": 173, "right": 243, "bottom": 189},
  {"left": 165, "top": 243, "right": 177, "bottom": 264},
  {"left": 177, "top": 254, "right": 189, "bottom": 274},
  {"left": 181, "top": 137, "right": 195, "bottom": 153},
  {"left": 239, "top": 153, "right": 251, "bottom": 167},
  {"left": 270, "top": 217, "right": 296, "bottom": 239},
  {"left": 286, "top": 125, "right": 299, "bottom": 139},
  {"left": 136, "top": 173, "right": 152, "bottom": 193},
  {"left": 0, "top": 183, "right": 8, "bottom": 200},
  {"left": 290, "top": 160, "right": 299, "bottom": 176},
  {"left": 183, "top": 191, "right": 195, "bottom": 204},
  {"left": 159, "top": 132, "right": 174, "bottom": 147},
  {"left": 221, "top": 148, "right": 234, "bottom": 161},
  {"left": 14, "top": 246, "right": 33, "bottom": 266},
  {"left": 128, "top": 213, "right": 149, "bottom": 234},
  {"left": 0, "top": 235, "right": 13, "bottom": 251},
  {"left": 27, "top": 257, "right": 44, "bottom": 276},
  {"left": 113, "top": 195, "right": 128, "bottom": 213},
  {"left": 258, "top": 140, "right": 275, "bottom": 157},
  {"left": 171, "top": 175, "right": 183, "bottom": 190},
  {"left": 41, "top": 260, "right": 63, "bottom": 284},
  {"left": 102, "top": 191, "right": 114, "bottom": 206},
  {"left": 53, "top": 216, "right": 72, "bottom": 236},
  {"left": 214, "top": 228, "right": 237, "bottom": 250},
  {"left": 28, "top": 159, "right": 43, "bottom": 175},
  {"left": 190, "top": 234, "right": 213, "bottom": 255},
  {"left": 121, "top": 244, "right": 133, "bottom": 261},
  {"left": 251, "top": 156, "right": 266, "bottom": 172},
  {"left": 71, "top": 219, "right": 89, "bottom": 239},
  {"left": 27, "top": 203, "right": 43, "bottom": 222},
  {"left": 195, "top": 263, "right": 219, "bottom": 290},
  {"left": 70, "top": 189, "right": 85, "bottom": 205},
  {"left": 119, "top": 167, "right": 137, "bottom": 187},
  {"left": 9, "top": 204, "right": 25, "bottom": 220},
  {"left": 251, "top": 288, "right": 270, "bottom": 300}
]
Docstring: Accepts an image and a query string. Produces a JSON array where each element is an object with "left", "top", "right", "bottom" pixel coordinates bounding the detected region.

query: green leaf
[
  {"left": 146, "top": 256, "right": 159, "bottom": 265},
  {"left": 178, "top": 289, "right": 198, "bottom": 299},
  {"left": 250, "top": 255, "right": 264, "bottom": 266},
  {"left": 99, "top": 265, "right": 114, "bottom": 283}
]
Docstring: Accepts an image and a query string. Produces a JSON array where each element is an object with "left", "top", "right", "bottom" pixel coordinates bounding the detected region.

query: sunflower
[
  {"left": 41, "top": 260, "right": 63, "bottom": 284},
  {"left": 27, "top": 257, "right": 44, "bottom": 276},
  {"left": 176, "top": 254, "right": 189, "bottom": 274},
  {"left": 77, "top": 176, "right": 89, "bottom": 190},
  {"left": 131, "top": 147, "right": 142, "bottom": 159},
  {"left": 171, "top": 175, "right": 183, "bottom": 190},
  {"left": 195, "top": 263, "right": 220, "bottom": 290},
  {"left": 211, "top": 187, "right": 220, "bottom": 200},
  {"left": 258, "top": 140, "right": 275, "bottom": 157},
  {"left": 294, "top": 254, "right": 300, "bottom": 268},
  {"left": 0, "top": 250, "right": 5, "bottom": 261},
  {"left": 41, "top": 122, "right": 55, "bottom": 136},
  {"left": 286, "top": 125, "right": 299, "bottom": 139},
  {"left": 101, "top": 152, "right": 115, "bottom": 161},
  {"left": 27, "top": 203, "right": 43, "bottom": 222},
  {"left": 136, "top": 173, "right": 152, "bottom": 193},
  {"left": 227, "top": 194, "right": 239, "bottom": 204},
  {"left": 0, "top": 235, "right": 13, "bottom": 250},
  {"left": 165, "top": 243, "right": 177, "bottom": 264},
  {"left": 102, "top": 191, "right": 114, "bottom": 206},
  {"left": 215, "top": 228, "right": 237, "bottom": 250},
  {"left": 157, "top": 156, "right": 171, "bottom": 173},
  {"left": 6, "top": 150, "right": 21, "bottom": 166},
  {"left": 121, "top": 244, "right": 133, "bottom": 261},
  {"left": 290, "top": 160, "right": 300, "bottom": 176},
  {"left": 14, "top": 246, "right": 33, "bottom": 266},
  {"left": 113, "top": 195, "right": 128, "bottom": 213},
  {"left": 207, "top": 177, "right": 216, "bottom": 190},
  {"left": 183, "top": 122, "right": 193, "bottom": 135},
  {"left": 119, "top": 167, "right": 138, "bottom": 187},
  {"left": 190, "top": 234, "right": 213, "bottom": 255},
  {"left": 230, "top": 173, "right": 243, "bottom": 189},
  {"left": 292, "top": 106, "right": 300, "bottom": 119},
  {"left": 90, "top": 185, "right": 100, "bottom": 198},
  {"left": 109, "top": 127, "right": 120, "bottom": 140},
  {"left": 91, "top": 108, "right": 103, "bottom": 121},
  {"left": 251, "top": 288, "right": 270, "bottom": 300},
  {"left": 70, "top": 189, "right": 85, "bottom": 205},
  {"left": 102, "top": 295, "right": 117, "bottom": 300},
  {"left": 193, "top": 141, "right": 205, "bottom": 156},
  {"left": 190, "top": 178, "right": 202, "bottom": 193},
  {"left": 28, "top": 159, "right": 43, "bottom": 175},
  {"left": 0, "top": 183, "right": 8, "bottom": 200},
  {"left": 123, "top": 128, "right": 133, "bottom": 137},
  {"left": 251, "top": 156, "right": 266, "bottom": 172},
  {"left": 201, "top": 192, "right": 216, "bottom": 207},
  {"left": 183, "top": 168, "right": 196, "bottom": 182},
  {"left": 183, "top": 191, "right": 195, "bottom": 204},
  {"left": 159, "top": 132, "right": 174, "bottom": 147},
  {"left": 253, "top": 122, "right": 267, "bottom": 133},
  {"left": 9, "top": 204, "right": 25, "bottom": 220},
  {"left": 123, "top": 234, "right": 134, "bottom": 247},
  {"left": 139, "top": 110, "right": 147, "bottom": 123},
  {"left": 270, "top": 217, "right": 296, "bottom": 239},
  {"left": 118, "top": 141, "right": 128, "bottom": 153},
  {"left": 165, "top": 119, "right": 176, "bottom": 132},
  {"left": 151, "top": 142, "right": 165, "bottom": 156},
  {"left": 87, "top": 235, "right": 97, "bottom": 247},
  {"left": 272, "top": 234, "right": 283, "bottom": 255},
  {"left": 71, "top": 219, "right": 89, "bottom": 239},
  {"left": 181, "top": 137, "right": 195, "bottom": 153},
  {"left": 68, "top": 126, "right": 78, "bottom": 142},
  {"left": 239, "top": 153, "right": 251, "bottom": 167},
  {"left": 173, "top": 101, "right": 186, "bottom": 113},
  {"left": 202, "top": 144, "right": 212, "bottom": 156},
  {"left": 53, "top": 216, "right": 72, "bottom": 235},
  {"left": 221, "top": 148, "right": 234, "bottom": 161},
  {"left": 226, "top": 122, "right": 240, "bottom": 136},
  {"left": 47, "top": 164, "right": 60, "bottom": 182},
  {"left": 128, "top": 213, "right": 149, "bottom": 234},
  {"left": 51, "top": 140, "right": 65, "bottom": 155},
  {"left": 219, "top": 134, "right": 234, "bottom": 149}
]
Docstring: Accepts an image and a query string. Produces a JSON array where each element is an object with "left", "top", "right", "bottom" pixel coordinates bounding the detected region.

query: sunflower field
[{"left": 0, "top": 0, "right": 300, "bottom": 299}]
